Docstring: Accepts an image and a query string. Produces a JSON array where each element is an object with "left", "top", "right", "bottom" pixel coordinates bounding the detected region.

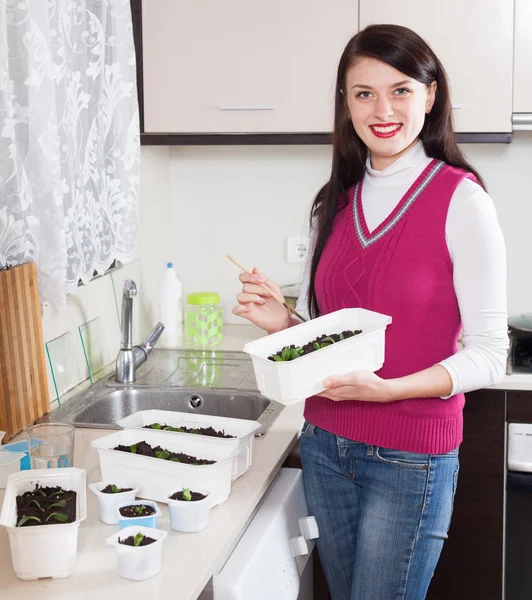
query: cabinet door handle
[
  {"left": 451, "top": 104, "right": 463, "bottom": 110},
  {"left": 218, "top": 105, "right": 275, "bottom": 111}
]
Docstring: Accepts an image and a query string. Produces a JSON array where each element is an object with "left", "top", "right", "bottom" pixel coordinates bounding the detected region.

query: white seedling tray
[
  {"left": 91, "top": 429, "right": 235, "bottom": 507},
  {"left": 243, "top": 308, "right": 392, "bottom": 404},
  {"left": 0, "top": 468, "right": 87, "bottom": 580},
  {"left": 117, "top": 410, "right": 261, "bottom": 480}
]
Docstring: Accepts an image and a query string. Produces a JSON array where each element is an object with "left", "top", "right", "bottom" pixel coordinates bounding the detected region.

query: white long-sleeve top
[{"left": 295, "top": 141, "right": 509, "bottom": 397}]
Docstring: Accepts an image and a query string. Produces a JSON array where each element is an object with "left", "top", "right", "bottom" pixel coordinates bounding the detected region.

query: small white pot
[
  {"left": 106, "top": 525, "right": 167, "bottom": 581},
  {"left": 0, "top": 451, "right": 25, "bottom": 489},
  {"left": 88, "top": 481, "right": 139, "bottom": 525},
  {"left": 116, "top": 500, "right": 161, "bottom": 530},
  {"left": 167, "top": 489, "right": 211, "bottom": 533}
]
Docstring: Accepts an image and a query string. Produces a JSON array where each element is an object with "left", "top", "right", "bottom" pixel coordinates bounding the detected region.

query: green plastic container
[{"left": 184, "top": 292, "right": 223, "bottom": 349}]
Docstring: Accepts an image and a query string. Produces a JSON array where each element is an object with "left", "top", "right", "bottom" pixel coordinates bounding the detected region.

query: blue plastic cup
[
  {"left": 2, "top": 441, "right": 31, "bottom": 470},
  {"left": 117, "top": 500, "right": 161, "bottom": 530}
]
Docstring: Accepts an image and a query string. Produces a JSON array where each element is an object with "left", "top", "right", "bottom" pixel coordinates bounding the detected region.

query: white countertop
[
  {"left": 0, "top": 403, "right": 305, "bottom": 599},
  {"left": 488, "top": 372, "right": 532, "bottom": 391},
  {"left": 0, "top": 323, "right": 305, "bottom": 600},
  {"left": 1, "top": 324, "right": 531, "bottom": 598}
]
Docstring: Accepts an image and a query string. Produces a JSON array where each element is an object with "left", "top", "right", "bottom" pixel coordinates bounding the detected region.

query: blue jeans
[{"left": 300, "top": 422, "right": 459, "bottom": 600}]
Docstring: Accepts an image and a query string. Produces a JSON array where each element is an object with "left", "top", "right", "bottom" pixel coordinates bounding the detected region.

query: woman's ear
[{"left": 426, "top": 81, "right": 437, "bottom": 114}]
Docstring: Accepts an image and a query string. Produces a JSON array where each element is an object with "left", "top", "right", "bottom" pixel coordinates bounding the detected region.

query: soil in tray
[
  {"left": 119, "top": 504, "right": 156, "bottom": 518},
  {"left": 100, "top": 484, "right": 134, "bottom": 494},
  {"left": 169, "top": 490, "right": 207, "bottom": 502},
  {"left": 268, "top": 329, "right": 363, "bottom": 362},
  {"left": 113, "top": 440, "right": 216, "bottom": 465},
  {"left": 16, "top": 485, "right": 76, "bottom": 527},
  {"left": 119, "top": 533, "right": 156, "bottom": 547},
  {"left": 143, "top": 423, "right": 235, "bottom": 439}
]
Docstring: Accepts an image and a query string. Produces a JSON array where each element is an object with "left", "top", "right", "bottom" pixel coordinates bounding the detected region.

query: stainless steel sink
[{"left": 39, "top": 349, "right": 284, "bottom": 436}]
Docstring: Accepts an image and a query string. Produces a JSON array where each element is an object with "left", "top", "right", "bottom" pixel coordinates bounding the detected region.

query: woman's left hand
[{"left": 320, "top": 371, "right": 392, "bottom": 402}]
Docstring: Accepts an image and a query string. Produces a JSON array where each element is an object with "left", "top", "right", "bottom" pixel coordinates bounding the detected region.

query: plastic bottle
[{"left": 160, "top": 262, "right": 183, "bottom": 347}]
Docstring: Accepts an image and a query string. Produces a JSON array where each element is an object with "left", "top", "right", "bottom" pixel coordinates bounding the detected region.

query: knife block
[{"left": 0, "top": 262, "right": 50, "bottom": 440}]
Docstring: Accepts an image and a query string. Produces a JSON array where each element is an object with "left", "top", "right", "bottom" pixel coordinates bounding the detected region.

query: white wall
[
  {"left": 459, "top": 135, "right": 532, "bottom": 316},
  {"left": 140, "top": 132, "right": 532, "bottom": 324}
]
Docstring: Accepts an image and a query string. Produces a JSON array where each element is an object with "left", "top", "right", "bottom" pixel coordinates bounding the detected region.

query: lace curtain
[{"left": 0, "top": 0, "right": 140, "bottom": 310}]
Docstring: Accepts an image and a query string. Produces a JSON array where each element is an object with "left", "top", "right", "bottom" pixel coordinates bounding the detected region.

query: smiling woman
[
  {"left": 344, "top": 61, "right": 436, "bottom": 169},
  {"left": 232, "top": 23, "right": 508, "bottom": 600}
]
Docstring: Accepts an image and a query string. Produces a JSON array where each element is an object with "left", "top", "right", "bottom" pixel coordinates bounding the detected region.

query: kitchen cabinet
[
  {"left": 140, "top": 0, "right": 358, "bottom": 135},
  {"left": 427, "top": 389, "right": 506, "bottom": 600},
  {"left": 513, "top": 0, "right": 532, "bottom": 122},
  {"left": 285, "top": 389, "right": 506, "bottom": 600},
  {"left": 359, "top": 0, "right": 514, "bottom": 134}
]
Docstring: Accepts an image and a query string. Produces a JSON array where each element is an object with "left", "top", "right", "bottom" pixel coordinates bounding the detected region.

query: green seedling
[
  {"left": 170, "top": 457, "right": 181, "bottom": 462},
  {"left": 17, "top": 515, "right": 42, "bottom": 527},
  {"left": 273, "top": 345, "right": 305, "bottom": 362},
  {"left": 110, "top": 484, "right": 121, "bottom": 493},
  {"left": 181, "top": 488, "right": 192, "bottom": 501},
  {"left": 134, "top": 505, "right": 148, "bottom": 516},
  {"left": 29, "top": 499, "right": 43, "bottom": 511},
  {"left": 151, "top": 423, "right": 162, "bottom": 430},
  {"left": 34, "top": 488, "right": 47, "bottom": 497},
  {"left": 130, "top": 444, "right": 137, "bottom": 454},
  {"left": 155, "top": 449, "right": 171, "bottom": 461},
  {"left": 45, "top": 512, "right": 69, "bottom": 523},
  {"left": 133, "top": 532, "right": 144, "bottom": 547},
  {"left": 48, "top": 500, "right": 67, "bottom": 511}
]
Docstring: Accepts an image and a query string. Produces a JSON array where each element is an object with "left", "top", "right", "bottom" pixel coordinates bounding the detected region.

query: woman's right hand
[{"left": 232, "top": 268, "right": 291, "bottom": 334}]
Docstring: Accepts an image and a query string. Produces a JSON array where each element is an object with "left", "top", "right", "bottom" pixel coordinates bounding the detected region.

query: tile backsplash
[{"left": 139, "top": 133, "right": 532, "bottom": 326}]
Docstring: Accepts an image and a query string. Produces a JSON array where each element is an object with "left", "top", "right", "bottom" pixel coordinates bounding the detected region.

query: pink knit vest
[{"left": 304, "top": 160, "right": 475, "bottom": 454}]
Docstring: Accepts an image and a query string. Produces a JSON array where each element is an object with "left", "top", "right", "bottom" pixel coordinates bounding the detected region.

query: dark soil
[
  {"left": 119, "top": 534, "right": 156, "bottom": 547},
  {"left": 268, "top": 329, "right": 363, "bottom": 362},
  {"left": 144, "top": 423, "right": 235, "bottom": 439},
  {"left": 169, "top": 490, "right": 207, "bottom": 502},
  {"left": 119, "top": 504, "right": 156, "bottom": 518},
  {"left": 16, "top": 485, "right": 76, "bottom": 527},
  {"left": 100, "top": 484, "right": 134, "bottom": 494},
  {"left": 113, "top": 440, "right": 216, "bottom": 466}
]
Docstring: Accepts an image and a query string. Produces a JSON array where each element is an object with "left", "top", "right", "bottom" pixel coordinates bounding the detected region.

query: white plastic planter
[
  {"left": 117, "top": 500, "right": 161, "bottom": 530},
  {"left": 243, "top": 308, "right": 392, "bottom": 404},
  {"left": 107, "top": 525, "right": 167, "bottom": 581},
  {"left": 0, "top": 468, "right": 87, "bottom": 580},
  {"left": 0, "top": 451, "right": 25, "bottom": 489},
  {"left": 88, "top": 480, "right": 139, "bottom": 525},
  {"left": 91, "top": 428, "right": 234, "bottom": 506},
  {"left": 167, "top": 488, "right": 211, "bottom": 533},
  {"left": 117, "top": 410, "right": 261, "bottom": 480}
]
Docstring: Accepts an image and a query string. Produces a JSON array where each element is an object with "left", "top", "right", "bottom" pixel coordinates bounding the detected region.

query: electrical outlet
[{"left": 285, "top": 236, "right": 310, "bottom": 264}]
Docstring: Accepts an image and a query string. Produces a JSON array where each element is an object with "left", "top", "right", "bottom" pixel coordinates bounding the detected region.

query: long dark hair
[{"left": 307, "top": 24, "right": 486, "bottom": 318}]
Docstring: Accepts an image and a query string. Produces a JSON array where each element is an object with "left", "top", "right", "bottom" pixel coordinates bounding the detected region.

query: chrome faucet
[{"left": 115, "top": 279, "right": 164, "bottom": 383}]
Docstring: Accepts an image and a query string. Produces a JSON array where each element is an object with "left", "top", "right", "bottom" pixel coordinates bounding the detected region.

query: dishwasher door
[
  {"left": 200, "top": 468, "right": 318, "bottom": 600},
  {"left": 506, "top": 424, "right": 532, "bottom": 600}
]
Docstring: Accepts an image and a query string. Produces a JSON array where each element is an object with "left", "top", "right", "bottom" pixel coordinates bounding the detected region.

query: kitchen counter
[
  {"left": 0, "top": 323, "right": 305, "bottom": 600},
  {"left": 0, "top": 400, "right": 305, "bottom": 599},
  {"left": 1, "top": 323, "right": 530, "bottom": 598},
  {"left": 487, "top": 373, "right": 532, "bottom": 391}
]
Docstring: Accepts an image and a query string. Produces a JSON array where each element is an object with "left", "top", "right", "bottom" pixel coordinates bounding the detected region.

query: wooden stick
[{"left": 227, "top": 254, "right": 308, "bottom": 323}]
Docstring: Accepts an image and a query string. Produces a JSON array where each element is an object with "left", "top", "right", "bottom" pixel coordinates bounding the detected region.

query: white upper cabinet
[
  {"left": 513, "top": 0, "right": 532, "bottom": 114},
  {"left": 142, "top": 1, "right": 358, "bottom": 133},
  {"left": 359, "top": 0, "right": 514, "bottom": 133}
]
